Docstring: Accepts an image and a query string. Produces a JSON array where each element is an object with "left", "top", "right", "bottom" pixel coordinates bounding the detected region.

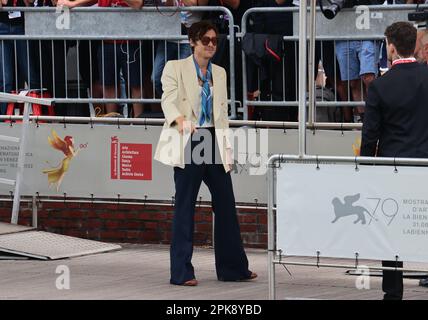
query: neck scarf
[{"left": 193, "top": 56, "right": 213, "bottom": 126}]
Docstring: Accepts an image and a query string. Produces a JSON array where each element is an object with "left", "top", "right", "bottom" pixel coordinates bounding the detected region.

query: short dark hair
[
  {"left": 385, "top": 22, "right": 417, "bottom": 57},
  {"left": 188, "top": 21, "right": 219, "bottom": 52}
]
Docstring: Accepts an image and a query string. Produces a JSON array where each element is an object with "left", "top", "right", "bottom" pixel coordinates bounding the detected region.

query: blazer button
[{"left": 182, "top": 98, "right": 186, "bottom": 101}]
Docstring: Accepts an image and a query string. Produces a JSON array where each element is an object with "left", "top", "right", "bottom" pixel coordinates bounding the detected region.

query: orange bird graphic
[
  {"left": 352, "top": 137, "right": 361, "bottom": 156},
  {"left": 43, "top": 129, "right": 79, "bottom": 191}
]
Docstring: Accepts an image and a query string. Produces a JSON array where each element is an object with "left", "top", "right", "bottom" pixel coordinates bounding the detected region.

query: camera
[
  {"left": 408, "top": 7, "right": 428, "bottom": 27},
  {"left": 320, "top": 0, "right": 384, "bottom": 20}
]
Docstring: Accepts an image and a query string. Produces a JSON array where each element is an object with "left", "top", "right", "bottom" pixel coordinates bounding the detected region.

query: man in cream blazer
[
  {"left": 154, "top": 21, "right": 255, "bottom": 287},
  {"left": 154, "top": 55, "right": 232, "bottom": 172}
]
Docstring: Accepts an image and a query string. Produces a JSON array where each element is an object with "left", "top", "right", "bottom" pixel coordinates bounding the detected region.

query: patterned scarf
[{"left": 193, "top": 57, "right": 213, "bottom": 126}]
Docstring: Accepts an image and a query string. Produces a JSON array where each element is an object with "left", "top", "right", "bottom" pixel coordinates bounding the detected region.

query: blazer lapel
[
  {"left": 212, "top": 65, "right": 224, "bottom": 121},
  {"left": 181, "top": 55, "right": 200, "bottom": 118}
]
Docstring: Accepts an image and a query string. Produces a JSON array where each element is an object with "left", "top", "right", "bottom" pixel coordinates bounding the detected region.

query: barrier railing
[
  {"left": 0, "top": 92, "right": 53, "bottom": 224},
  {"left": 1, "top": 5, "right": 424, "bottom": 124},
  {"left": 0, "top": 6, "right": 238, "bottom": 119},
  {"left": 267, "top": 154, "right": 428, "bottom": 300},
  {"left": 240, "top": 4, "right": 428, "bottom": 122},
  {"left": 0, "top": 113, "right": 365, "bottom": 230},
  {"left": 263, "top": 2, "right": 428, "bottom": 300}
]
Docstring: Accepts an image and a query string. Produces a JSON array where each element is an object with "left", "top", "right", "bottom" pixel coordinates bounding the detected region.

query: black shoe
[
  {"left": 419, "top": 278, "right": 428, "bottom": 287},
  {"left": 383, "top": 293, "right": 402, "bottom": 300}
]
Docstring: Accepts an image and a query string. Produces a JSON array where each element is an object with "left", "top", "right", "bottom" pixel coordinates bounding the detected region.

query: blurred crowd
[{"left": 0, "top": 0, "right": 426, "bottom": 122}]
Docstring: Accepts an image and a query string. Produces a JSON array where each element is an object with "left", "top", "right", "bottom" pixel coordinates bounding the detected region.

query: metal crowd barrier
[
  {"left": 264, "top": 1, "right": 428, "bottom": 300},
  {"left": 240, "top": 4, "right": 428, "bottom": 122},
  {"left": 0, "top": 6, "right": 237, "bottom": 119},
  {"left": 0, "top": 92, "right": 53, "bottom": 224},
  {"left": 1, "top": 5, "right": 423, "bottom": 124},
  {"left": 267, "top": 154, "right": 428, "bottom": 300}
]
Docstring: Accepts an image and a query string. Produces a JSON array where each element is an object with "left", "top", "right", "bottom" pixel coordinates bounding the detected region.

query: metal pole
[
  {"left": 11, "top": 102, "right": 31, "bottom": 224},
  {"left": 1, "top": 197, "right": 268, "bottom": 210},
  {"left": 308, "top": 0, "right": 317, "bottom": 126},
  {"left": 0, "top": 114, "right": 365, "bottom": 129},
  {"left": 241, "top": 14, "right": 249, "bottom": 120},
  {"left": 268, "top": 160, "right": 277, "bottom": 300},
  {"left": 32, "top": 196, "right": 37, "bottom": 228},
  {"left": 273, "top": 260, "right": 428, "bottom": 273},
  {"left": 268, "top": 153, "right": 428, "bottom": 166},
  {"left": 298, "top": 0, "right": 308, "bottom": 157},
  {"left": 0, "top": 92, "right": 52, "bottom": 105},
  {"left": 225, "top": 7, "right": 237, "bottom": 120}
]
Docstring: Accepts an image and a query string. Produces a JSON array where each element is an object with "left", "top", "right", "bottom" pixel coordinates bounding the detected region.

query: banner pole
[
  {"left": 298, "top": 0, "right": 308, "bottom": 157},
  {"left": 11, "top": 101, "right": 31, "bottom": 224},
  {"left": 268, "top": 155, "right": 281, "bottom": 300}
]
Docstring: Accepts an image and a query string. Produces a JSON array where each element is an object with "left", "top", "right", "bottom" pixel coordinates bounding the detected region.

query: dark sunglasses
[{"left": 200, "top": 36, "right": 218, "bottom": 46}]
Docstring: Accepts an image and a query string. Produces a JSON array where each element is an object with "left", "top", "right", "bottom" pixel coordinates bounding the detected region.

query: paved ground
[{"left": 0, "top": 244, "right": 427, "bottom": 300}]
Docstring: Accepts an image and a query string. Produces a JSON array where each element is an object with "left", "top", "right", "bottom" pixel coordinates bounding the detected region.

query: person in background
[
  {"left": 415, "top": 29, "right": 428, "bottom": 64},
  {"left": 415, "top": 29, "right": 428, "bottom": 289},
  {"left": 33, "top": 0, "right": 102, "bottom": 117},
  {"left": 203, "top": 0, "right": 239, "bottom": 69},
  {"left": 151, "top": 0, "right": 204, "bottom": 98},
  {"left": 243, "top": 0, "right": 296, "bottom": 121},
  {"left": 334, "top": 1, "right": 384, "bottom": 123},
  {"left": 56, "top": 0, "right": 103, "bottom": 116},
  {"left": 361, "top": 21, "right": 428, "bottom": 299},
  {"left": 399, "top": 0, "right": 428, "bottom": 4},
  {"left": 97, "top": 0, "right": 144, "bottom": 117},
  {"left": 335, "top": 44, "right": 378, "bottom": 122},
  {"left": 0, "top": 0, "right": 40, "bottom": 114}
]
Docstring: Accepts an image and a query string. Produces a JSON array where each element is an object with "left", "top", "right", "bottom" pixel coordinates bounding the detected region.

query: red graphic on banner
[
  {"left": 110, "top": 137, "right": 152, "bottom": 181},
  {"left": 120, "top": 143, "right": 152, "bottom": 180},
  {"left": 111, "top": 136, "right": 119, "bottom": 179}
]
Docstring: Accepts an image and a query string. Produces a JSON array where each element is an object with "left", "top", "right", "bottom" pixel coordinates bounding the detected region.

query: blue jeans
[
  {"left": 0, "top": 22, "right": 40, "bottom": 114},
  {"left": 152, "top": 41, "right": 191, "bottom": 97}
]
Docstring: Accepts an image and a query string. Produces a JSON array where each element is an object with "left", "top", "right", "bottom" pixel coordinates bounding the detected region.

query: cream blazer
[{"left": 154, "top": 55, "right": 232, "bottom": 173}]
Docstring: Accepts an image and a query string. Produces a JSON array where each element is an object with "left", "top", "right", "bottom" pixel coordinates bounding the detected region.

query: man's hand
[
  {"left": 23, "top": 0, "right": 35, "bottom": 6},
  {"left": 0, "top": 0, "right": 9, "bottom": 8},
  {"left": 123, "top": 0, "right": 143, "bottom": 9},
  {"left": 175, "top": 116, "right": 197, "bottom": 135},
  {"left": 56, "top": 0, "right": 77, "bottom": 8},
  {"left": 181, "top": 0, "right": 209, "bottom": 5}
]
